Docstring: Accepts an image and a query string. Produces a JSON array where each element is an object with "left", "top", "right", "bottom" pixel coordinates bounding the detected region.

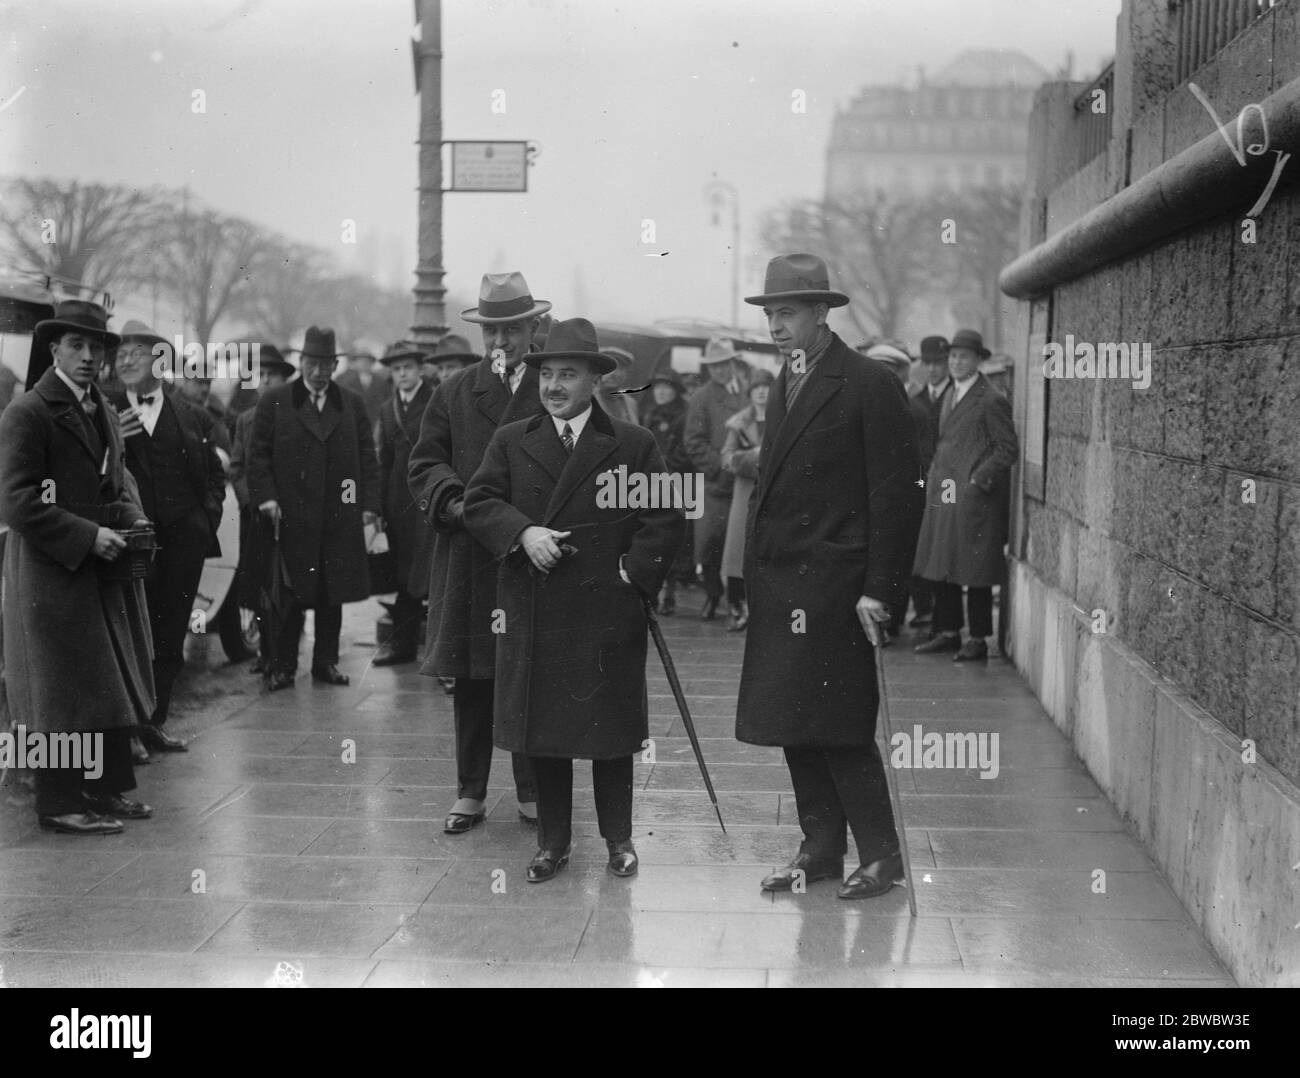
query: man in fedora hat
[
  {"left": 735, "top": 253, "right": 923, "bottom": 900},
  {"left": 907, "top": 335, "right": 952, "bottom": 629},
  {"left": 642, "top": 368, "right": 693, "bottom": 615},
  {"left": 0, "top": 300, "right": 157, "bottom": 833},
  {"left": 429, "top": 333, "right": 481, "bottom": 384},
  {"left": 248, "top": 325, "right": 380, "bottom": 690},
  {"left": 594, "top": 346, "right": 640, "bottom": 424},
  {"left": 373, "top": 341, "right": 435, "bottom": 666},
  {"left": 408, "top": 271, "right": 549, "bottom": 833},
  {"left": 463, "top": 318, "right": 685, "bottom": 882},
  {"left": 684, "top": 336, "right": 748, "bottom": 622},
  {"left": 103, "top": 320, "right": 227, "bottom": 753},
  {"left": 912, "top": 328, "right": 1018, "bottom": 662}
]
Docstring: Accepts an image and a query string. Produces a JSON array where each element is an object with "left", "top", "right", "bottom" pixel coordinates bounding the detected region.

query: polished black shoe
[
  {"left": 264, "top": 669, "right": 295, "bottom": 692},
  {"left": 699, "top": 595, "right": 720, "bottom": 621},
  {"left": 130, "top": 738, "right": 151, "bottom": 766},
  {"left": 837, "top": 851, "right": 905, "bottom": 900},
  {"left": 526, "top": 846, "right": 571, "bottom": 883},
  {"left": 39, "top": 812, "right": 124, "bottom": 836},
  {"left": 914, "top": 632, "right": 962, "bottom": 654},
  {"left": 437, "top": 677, "right": 456, "bottom": 695},
  {"left": 311, "top": 664, "right": 350, "bottom": 685},
  {"left": 606, "top": 838, "right": 638, "bottom": 877},
  {"left": 760, "top": 853, "right": 844, "bottom": 892},
  {"left": 84, "top": 793, "right": 154, "bottom": 820},
  {"left": 139, "top": 725, "right": 188, "bottom": 753},
  {"left": 443, "top": 798, "right": 486, "bottom": 834},
  {"left": 953, "top": 639, "right": 989, "bottom": 662},
  {"left": 372, "top": 643, "right": 416, "bottom": 667}
]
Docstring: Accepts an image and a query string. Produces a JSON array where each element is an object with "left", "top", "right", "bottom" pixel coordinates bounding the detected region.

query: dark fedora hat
[
  {"left": 920, "top": 335, "right": 950, "bottom": 363},
  {"left": 650, "top": 369, "right": 686, "bottom": 394},
  {"left": 744, "top": 253, "right": 849, "bottom": 308},
  {"left": 524, "top": 318, "right": 616, "bottom": 374},
  {"left": 462, "top": 271, "right": 552, "bottom": 325},
  {"left": 949, "top": 328, "right": 991, "bottom": 358},
  {"left": 431, "top": 333, "right": 482, "bottom": 365},
  {"left": 748, "top": 367, "right": 776, "bottom": 389},
  {"left": 256, "top": 343, "right": 295, "bottom": 377},
  {"left": 35, "top": 299, "right": 121, "bottom": 348},
  {"left": 380, "top": 340, "right": 426, "bottom": 366},
  {"left": 299, "top": 325, "right": 343, "bottom": 362}
]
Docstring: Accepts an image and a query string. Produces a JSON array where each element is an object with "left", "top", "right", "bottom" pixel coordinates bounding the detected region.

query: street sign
[{"left": 446, "top": 141, "right": 529, "bottom": 192}]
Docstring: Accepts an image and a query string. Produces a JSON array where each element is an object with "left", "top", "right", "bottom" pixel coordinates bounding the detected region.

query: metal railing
[
  {"left": 1173, "top": 0, "right": 1285, "bottom": 85},
  {"left": 1073, "top": 63, "right": 1115, "bottom": 169}
]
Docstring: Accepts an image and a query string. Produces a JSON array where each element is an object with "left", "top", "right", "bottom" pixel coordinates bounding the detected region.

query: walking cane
[{"left": 874, "top": 644, "right": 917, "bottom": 917}]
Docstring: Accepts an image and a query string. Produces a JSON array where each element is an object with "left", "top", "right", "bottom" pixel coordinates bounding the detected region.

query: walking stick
[
  {"left": 875, "top": 645, "right": 917, "bottom": 917},
  {"left": 642, "top": 595, "right": 726, "bottom": 833}
]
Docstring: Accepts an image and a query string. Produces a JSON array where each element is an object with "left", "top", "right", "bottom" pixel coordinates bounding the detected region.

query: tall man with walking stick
[{"left": 735, "top": 254, "right": 923, "bottom": 900}]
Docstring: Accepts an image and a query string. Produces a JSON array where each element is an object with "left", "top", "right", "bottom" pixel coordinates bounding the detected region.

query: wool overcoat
[
  {"left": 720, "top": 404, "right": 763, "bottom": 582},
  {"left": 735, "top": 335, "right": 923, "bottom": 747},
  {"left": 377, "top": 382, "right": 435, "bottom": 596},
  {"left": 911, "top": 374, "right": 1018, "bottom": 588},
  {"left": 0, "top": 368, "right": 156, "bottom": 734},
  {"left": 463, "top": 402, "right": 684, "bottom": 759},
  {"left": 246, "top": 379, "right": 379, "bottom": 608},
  {"left": 407, "top": 359, "right": 546, "bottom": 679}
]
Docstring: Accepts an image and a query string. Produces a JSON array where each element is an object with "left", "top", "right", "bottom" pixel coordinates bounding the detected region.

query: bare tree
[
  {"left": 0, "top": 178, "right": 163, "bottom": 293},
  {"left": 930, "top": 185, "right": 1022, "bottom": 345},
  {"left": 232, "top": 240, "right": 328, "bottom": 346}
]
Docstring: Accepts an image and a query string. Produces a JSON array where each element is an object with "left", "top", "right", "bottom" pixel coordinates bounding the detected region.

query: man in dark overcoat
[
  {"left": 912, "top": 328, "right": 1019, "bottom": 662},
  {"left": 464, "top": 318, "right": 685, "bottom": 882},
  {"left": 735, "top": 254, "right": 923, "bottom": 900},
  {"left": 104, "top": 320, "right": 226, "bottom": 755},
  {"left": 247, "top": 325, "right": 380, "bottom": 690},
  {"left": 407, "top": 271, "right": 548, "bottom": 833},
  {"left": 683, "top": 337, "right": 747, "bottom": 621},
  {"left": 373, "top": 341, "right": 434, "bottom": 666},
  {"left": 907, "top": 335, "right": 952, "bottom": 629},
  {"left": 641, "top": 369, "right": 693, "bottom": 615},
  {"left": 0, "top": 300, "right": 156, "bottom": 833}
]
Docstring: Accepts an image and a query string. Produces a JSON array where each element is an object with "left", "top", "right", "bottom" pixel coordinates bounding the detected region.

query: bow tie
[{"left": 136, "top": 394, "right": 155, "bottom": 407}]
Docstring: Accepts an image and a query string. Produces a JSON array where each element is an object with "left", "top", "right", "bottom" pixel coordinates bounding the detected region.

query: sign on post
[{"left": 446, "top": 141, "right": 530, "bottom": 192}]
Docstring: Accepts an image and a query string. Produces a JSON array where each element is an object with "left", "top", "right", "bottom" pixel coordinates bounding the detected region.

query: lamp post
[
  {"left": 412, "top": 0, "right": 447, "bottom": 345},
  {"left": 704, "top": 180, "right": 740, "bottom": 329}
]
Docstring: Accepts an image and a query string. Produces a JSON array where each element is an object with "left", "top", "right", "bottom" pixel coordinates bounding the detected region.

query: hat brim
[
  {"left": 525, "top": 350, "right": 617, "bottom": 375},
  {"left": 119, "top": 331, "right": 170, "bottom": 350},
  {"left": 380, "top": 351, "right": 426, "bottom": 366},
  {"left": 461, "top": 299, "right": 552, "bottom": 325},
  {"left": 430, "top": 353, "right": 481, "bottom": 365},
  {"left": 298, "top": 351, "right": 345, "bottom": 361},
  {"left": 34, "top": 318, "right": 121, "bottom": 348},
  {"left": 743, "top": 290, "right": 850, "bottom": 308}
]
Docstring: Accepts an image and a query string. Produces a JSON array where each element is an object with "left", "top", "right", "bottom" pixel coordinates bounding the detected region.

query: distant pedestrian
[
  {"left": 912, "top": 328, "right": 1018, "bottom": 662},
  {"left": 335, "top": 349, "right": 390, "bottom": 427},
  {"left": 641, "top": 369, "right": 693, "bottom": 614},
  {"left": 907, "top": 335, "right": 951, "bottom": 629},
  {"left": 719, "top": 367, "right": 774, "bottom": 632}
]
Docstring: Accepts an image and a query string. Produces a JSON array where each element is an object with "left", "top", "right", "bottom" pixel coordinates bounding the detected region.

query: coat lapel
[
  {"left": 521, "top": 413, "right": 569, "bottom": 488},
  {"left": 399, "top": 383, "right": 431, "bottom": 443},
  {"left": 38, "top": 370, "right": 100, "bottom": 465},
  {"left": 756, "top": 340, "right": 845, "bottom": 511},
  {"left": 295, "top": 383, "right": 343, "bottom": 443},
  {"left": 543, "top": 403, "right": 618, "bottom": 524},
  {"left": 472, "top": 357, "right": 511, "bottom": 424},
  {"left": 501, "top": 364, "right": 542, "bottom": 426},
  {"left": 943, "top": 375, "right": 987, "bottom": 433}
]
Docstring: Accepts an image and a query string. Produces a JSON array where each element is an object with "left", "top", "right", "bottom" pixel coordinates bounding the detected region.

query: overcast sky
[{"left": 2, "top": 0, "right": 1118, "bottom": 334}]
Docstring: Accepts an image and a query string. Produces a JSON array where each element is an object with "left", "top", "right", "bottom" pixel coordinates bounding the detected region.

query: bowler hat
[
  {"left": 920, "top": 335, "right": 950, "bottom": 363},
  {"left": 700, "top": 336, "right": 739, "bottom": 366},
  {"left": 744, "top": 253, "right": 849, "bottom": 308},
  {"left": 380, "top": 340, "right": 426, "bottom": 366},
  {"left": 524, "top": 318, "right": 616, "bottom": 374},
  {"left": 949, "top": 328, "right": 991, "bottom": 358},
  {"left": 35, "top": 299, "right": 120, "bottom": 349},
  {"left": 462, "top": 271, "right": 552, "bottom": 324},
  {"left": 299, "top": 326, "right": 343, "bottom": 362}
]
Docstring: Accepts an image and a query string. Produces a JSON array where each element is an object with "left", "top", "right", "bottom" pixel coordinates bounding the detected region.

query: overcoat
[
  {"left": 912, "top": 374, "right": 1018, "bottom": 588},
  {"left": 684, "top": 379, "right": 747, "bottom": 499},
  {"left": 0, "top": 368, "right": 156, "bottom": 734},
  {"left": 246, "top": 379, "right": 379, "bottom": 608},
  {"left": 407, "top": 359, "right": 546, "bottom": 679},
  {"left": 735, "top": 335, "right": 923, "bottom": 747},
  {"left": 720, "top": 404, "right": 763, "bottom": 581},
  {"left": 464, "top": 402, "right": 684, "bottom": 759},
  {"left": 377, "top": 382, "right": 435, "bottom": 596}
]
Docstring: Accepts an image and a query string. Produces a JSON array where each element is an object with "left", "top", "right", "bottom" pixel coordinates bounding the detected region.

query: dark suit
[
  {"left": 377, "top": 381, "right": 434, "bottom": 653},
  {"left": 464, "top": 401, "right": 684, "bottom": 850},
  {"left": 247, "top": 380, "right": 379, "bottom": 673},
  {"left": 736, "top": 333, "right": 922, "bottom": 865},
  {"left": 907, "top": 379, "right": 950, "bottom": 622},
  {"left": 408, "top": 359, "right": 545, "bottom": 805},
  {"left": 104, "top": 387, "right": 225, "bottom": 727}
]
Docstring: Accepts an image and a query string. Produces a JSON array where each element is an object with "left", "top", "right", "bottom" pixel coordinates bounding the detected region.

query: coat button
[
  {"left": 797, "top": 564, "right": 808, "bottom": 576},
  {"left": 530, "top": 485, "right": 542, "bottom": 495},
  {"left": 418, "top": 499, "right": 428, "bottom": 511},
  {"left": 803, "top": 464, "right": 813, "bottom": 475},
  {"left": 799, "top": 514, "right": 810, "bottom": 526}
]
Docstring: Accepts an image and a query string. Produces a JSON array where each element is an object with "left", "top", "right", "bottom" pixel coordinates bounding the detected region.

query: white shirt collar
[
  {"left": 53, "top": 367, "right": 88, "bottom": 400},
  {"left": 507, "top": 362, "right": 525, "bottom": 393},
  {"left": 399, "top": 386, "right": 419, "bottom": 403},
  {"left": 953, "top": 372, "right": 979, "bottom": 403},
  {"left": 930, "top": 378, "right": 950, "bottom": 400},
  {"left": 552, "top": 404, "right": 592, "bottom": 443}
]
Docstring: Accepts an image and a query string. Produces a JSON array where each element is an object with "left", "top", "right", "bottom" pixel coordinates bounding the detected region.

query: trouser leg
[
  {"left": 452, "top": 677, "right": 494, "bottom": 801},
  {"left": 310, "top": 604, "right": 343, "bottom": 667},
  {"left": 34, "top": 729, "right": 136, "bottom": 816},
  {"left": 591, "top": 756, "right": 633, "bottom": 843},
  {"left": 824, "top": 743, "right": 899, "bottom": 866},
  {"left": 932, "top": 581, "right": 965, "bottom": 634},
  {"left": 782, "top": 746, "right": 847, "bottom": 861},
  {"left": 83, "top": 730, "right": 137, "bottom": 798},
  {"left": 531, "top": 756, "right": 574, "bottom": 851},
  {"left": 146, "top": 511, "right": 210, "bottom": 726},
  {"left": 272, "top": 601, "right": 306, "bottom": 675},
  {"left": 696, "top": 493, "right": 730, "bottom": 600},
  {"left": 966, "top": 586, "right": 994, "bottom": 639},
  {"left": 910, "top": 575, "right": 933, "bottom": 617}
]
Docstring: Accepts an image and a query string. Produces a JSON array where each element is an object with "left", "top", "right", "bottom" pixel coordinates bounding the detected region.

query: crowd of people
[{"left": 0, "top": 253, "right": 1017, "bottom": 899}]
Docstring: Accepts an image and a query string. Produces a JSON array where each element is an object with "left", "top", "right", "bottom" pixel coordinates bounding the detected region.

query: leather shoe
[
  {"left": 526, "top": 846, "right": 571, "bottom": 883},
  {"left": 953, "top": 638, "right": 989, "bottom": 662},
  {"left": 914, "top": 632, "right": 962, "bottom": 654},
  {"left": 437, "top": 677, "right": 456, "bottom": 695},
  {"left": 130, "top": 738, "right": 151, "bottom": 766},
  {"left": 84, "top": 793, "right": 154, "bottom": 820},
  {"left": 837, "top": 851, "right": 905, "bottom": 900},
  {"left": 444, "top": 797, "right": 486, "bottom": 834},
  {"left": 606, "top": 838, "right": 638, "bottom": 877},
  {"left": 264, "top": 669, "right": 295, "bottom": 692},
  {"left": 39, "top": 812, "right": 124, "bottom": 836},
  {"left": 139, "top": 725, "right": 188, "bottom": 753},
  {"left": 699, "top": 595, "right": 719, "bottom": 621},
  {"left": 311, "top": 664, "right": 350, "bottom": 685},
  {"left": 760, "top": 852, "right": 844, "bottom": 892},
  {"left": 372, "top": 643, "right": 416, "bottom": 667}
]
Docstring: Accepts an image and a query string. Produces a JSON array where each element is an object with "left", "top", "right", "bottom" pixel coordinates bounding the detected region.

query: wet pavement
[{"left": 0, "top": 593, "right": 1235, "bottom": 987}]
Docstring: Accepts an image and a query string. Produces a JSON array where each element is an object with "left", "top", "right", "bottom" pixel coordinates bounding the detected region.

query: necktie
[
  {"left": 940, "top": 386, "right": 955, "bottom": 429},
  {"left": 314, "top": 391, "right": 326, "bottom": 412},
  {"left": 81, "top": 397, "right": 98, "bottom": 417},
  {"left": 561, "top": 423, "right": 575, "bottom": 454},
  {"left": 137, "top": 394, "right": 155, "bottom": 407}
]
